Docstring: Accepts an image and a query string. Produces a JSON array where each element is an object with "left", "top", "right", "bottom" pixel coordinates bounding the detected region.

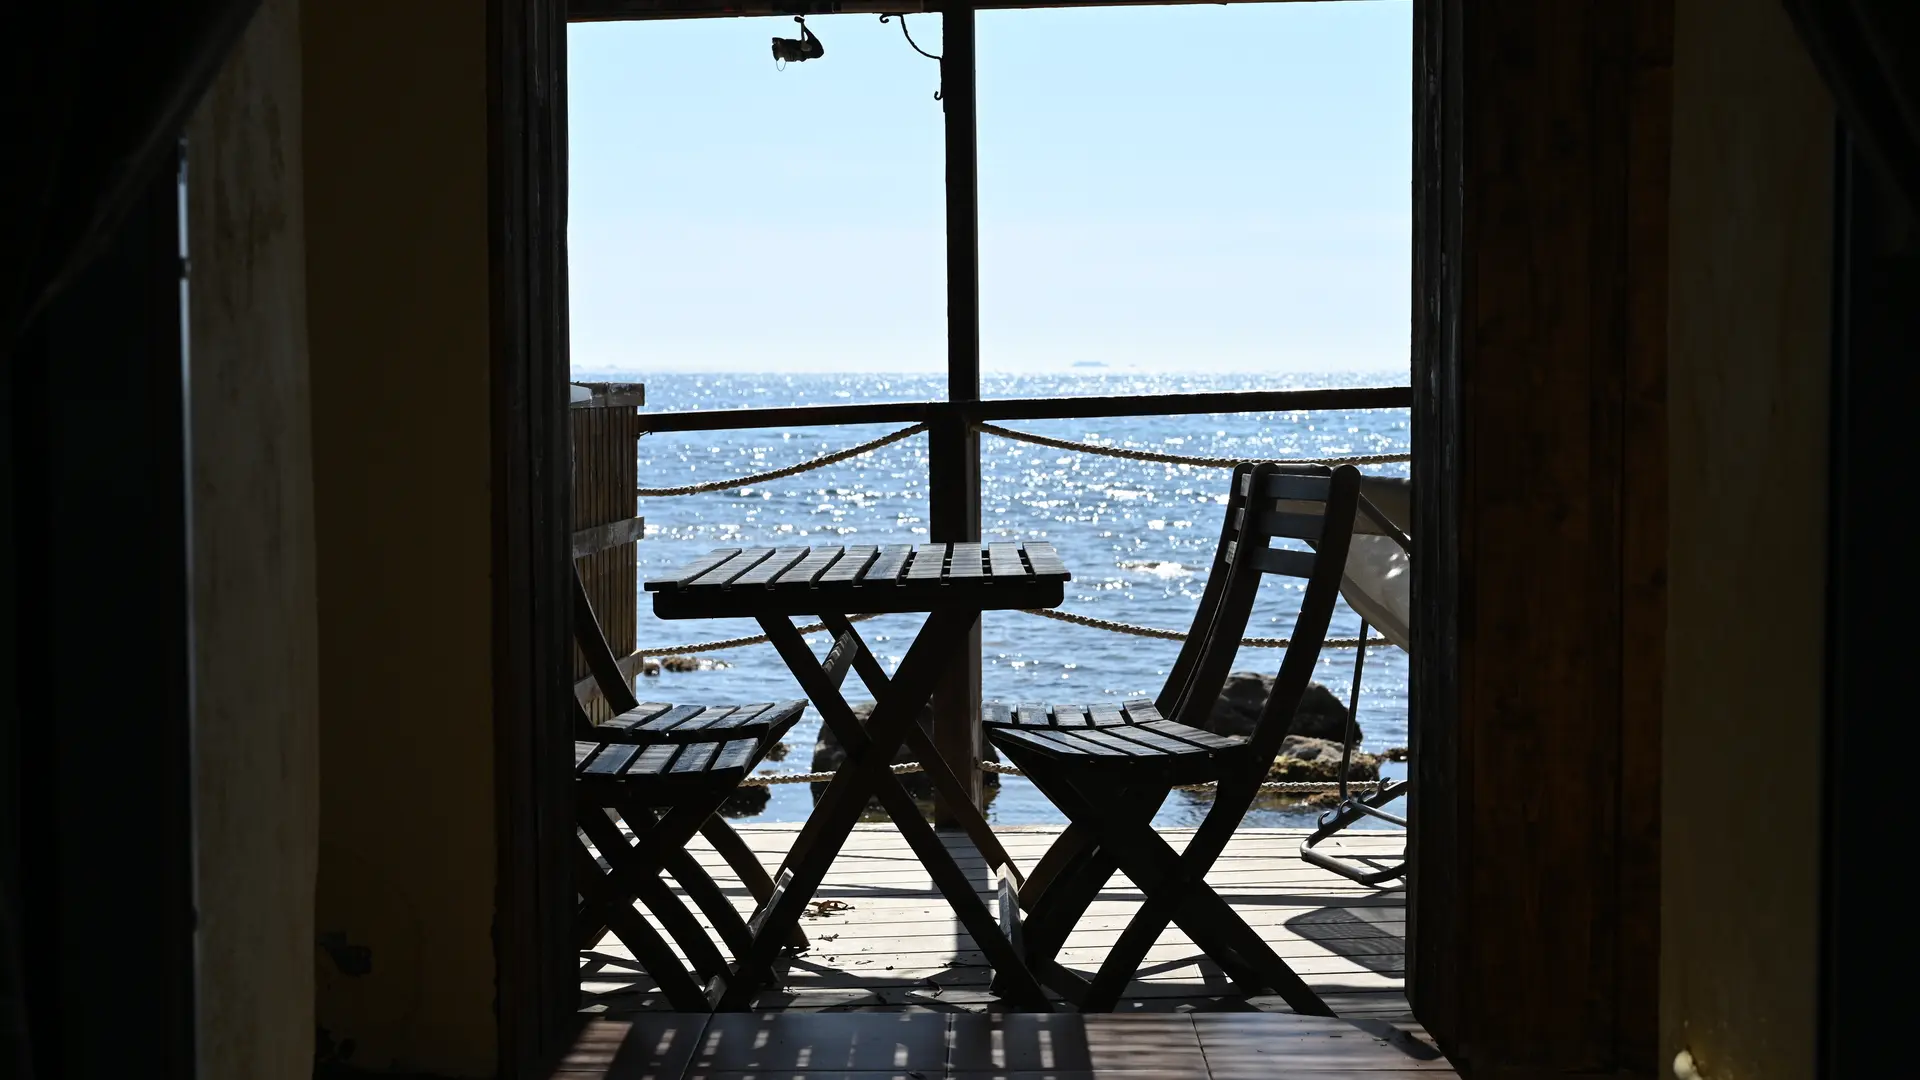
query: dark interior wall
[
  {"left": 1411, "top": 0, "right": 1671, "bottom": 1073},
  {"left": 303, "top": 1, "right": 501, "bottom": 1072},
  {"left": 185, "top": 0, "right": 319, "bottom": 1075},
  {"left": 1660, "top": 0, "right": 1834, "bottom": 1074}
]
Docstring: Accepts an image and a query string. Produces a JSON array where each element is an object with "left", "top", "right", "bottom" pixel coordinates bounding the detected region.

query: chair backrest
[
  {"left": 574, "top": 564, "right": 640, "bottom": 730},
  {"left": 1165, "top": 462, "right": 1362, "bottom": 765},
  {"left": 1155, "top": 462, "right": 1336, "bottom": 716},
  {"left": 1152, "top": 462, "right": 1257, "bottom": 713}
]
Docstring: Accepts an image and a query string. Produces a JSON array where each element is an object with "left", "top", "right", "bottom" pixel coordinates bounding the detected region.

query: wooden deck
[
  {"left": 569, "top": 825, "right": 1442, "bottom": 1077},
  {"left": 583, "top": 825, "right": 1412, "bottom": 1018}
]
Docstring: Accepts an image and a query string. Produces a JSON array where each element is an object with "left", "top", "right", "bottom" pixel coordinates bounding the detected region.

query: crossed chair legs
[
  {"left": 995, "top": 760, "right": 1336, "bottom": 1016},
  {"left": 579, "top": 787, "right": 813, "bottom": 1011}
]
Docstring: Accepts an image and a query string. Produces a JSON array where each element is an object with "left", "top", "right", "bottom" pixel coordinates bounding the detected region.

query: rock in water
[
  {"left": 1267, "top": 736, "right": 1379, "bottom": 782},
  {"left": 1205, "top": 672, "right": 1357, "bottom": 744},
  {"left": 811, "top": 701, "right": 1001, "bottom": 802}
]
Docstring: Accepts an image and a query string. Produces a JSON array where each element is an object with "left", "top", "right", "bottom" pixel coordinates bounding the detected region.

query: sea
[{"left": 588, "top": 370, "right": 1412, "bottom": 830}]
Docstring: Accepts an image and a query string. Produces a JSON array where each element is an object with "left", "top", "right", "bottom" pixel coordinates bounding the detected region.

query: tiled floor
[
  {"left": 551, "top": 1009, "right": 1455, "bottom": 1078},
  {"left": 583, "top": 826, "right": 1410, "bottom": 1018}
]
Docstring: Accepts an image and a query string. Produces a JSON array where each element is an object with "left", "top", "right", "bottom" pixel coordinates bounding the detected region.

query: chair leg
[
  {"left": 572, "top": 836, "right": 707, "bottom": 1011},
  {"left": 1019, "top": 821, "right": 1094, "bottom": 907},
  {"left": 1026, "top": 762, "right": 1331, "bottom": 1015},
  {"left": 623, "top": 804, "right": 757, "bottom": 960},
  {"left": 701, "top": 816, "right": 808, "bottom": 950},
  {"left": 1009, "top": 762, "right": 1265, "bottom": 988},
  {"left": 580, "top": 806, "right": 731, "bottom": 982}
]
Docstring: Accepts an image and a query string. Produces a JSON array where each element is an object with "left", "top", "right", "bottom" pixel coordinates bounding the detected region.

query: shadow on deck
[{"left": 566, "top": 825, "right": 1443, "bottom": 1076}]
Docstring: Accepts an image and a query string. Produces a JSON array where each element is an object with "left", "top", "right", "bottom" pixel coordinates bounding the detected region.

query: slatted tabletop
[{"left": 644, "top": 542, "right": 1071, "bottom": 620}]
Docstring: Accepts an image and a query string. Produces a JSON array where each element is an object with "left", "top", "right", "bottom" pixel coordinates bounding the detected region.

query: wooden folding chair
[
  {"left": 570, "top": 566, "right": 806, "bottom": 1006},
  {"left": 985, "top": 461, "right": 1362, "bottom": 1013}
]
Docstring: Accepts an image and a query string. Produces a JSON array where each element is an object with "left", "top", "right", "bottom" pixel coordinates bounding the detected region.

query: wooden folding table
[{"left": 645, "top": 541, "right": 1070, "bottom": 1009}]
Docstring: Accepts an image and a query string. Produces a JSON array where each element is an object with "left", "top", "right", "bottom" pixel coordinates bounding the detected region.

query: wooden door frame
[
  {"left": 490, "top": 0, "right": 580, "bottom": 1074},
  {"left": 1406, "top": 0, "right": 1460, "bottom": 1046},
  {"left": 501, "top": 4, "right": 1456, "bottom": 1073},
  {"left": 1820, "top": 124, "right": 1914, "bottom": 1080}
]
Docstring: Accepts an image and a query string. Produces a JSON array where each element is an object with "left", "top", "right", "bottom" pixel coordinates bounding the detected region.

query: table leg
[
  {"left": 717, "top": 611, "right": 1048, "bottom": 1010},
  {"left": 820, "top": 612, "right": 1025, "bottom": 888},
  {"left": 711, "top": 611, "right": 970, "bottom": 1007}
]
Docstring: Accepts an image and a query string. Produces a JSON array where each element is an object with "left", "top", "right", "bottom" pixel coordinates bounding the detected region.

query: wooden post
[
  {"left": 931, "top": 2, "right": 984, "bottom": 826},
  {"left": 1410, "top": 0, "right": 1669, "bottom": 1072}
]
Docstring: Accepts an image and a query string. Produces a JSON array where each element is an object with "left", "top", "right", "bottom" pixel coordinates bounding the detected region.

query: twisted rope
[
  {"left": 1020, "top": 607, "right": 1390, "bottom": 650},
  {"left": 739, "top": 758, "right": 1385, "bottom": 794},
  {"left": 636, "top": 423, "right": 929, "bottom": 497},
  {"left": 633, "top": 613, "right": 883, "bottom": 658},
  {"left": 974, "top": 421, "right": 1411, "bottom": 469}
]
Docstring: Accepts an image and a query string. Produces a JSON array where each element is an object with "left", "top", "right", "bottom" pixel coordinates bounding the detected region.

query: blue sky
[{"left": 567, "top": 1, "right": 1410, "bottom": 375}]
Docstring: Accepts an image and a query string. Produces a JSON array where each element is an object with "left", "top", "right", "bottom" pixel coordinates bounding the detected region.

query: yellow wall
[
  {"left": 188, "top": 0, "right": 321, "bottom": 1076},
  {"left": 304, "top": 1, "right": 498, "bottom": 1073},
  {"left": 1663, "top": 0, "right": 1832, "bottom": 1074}
]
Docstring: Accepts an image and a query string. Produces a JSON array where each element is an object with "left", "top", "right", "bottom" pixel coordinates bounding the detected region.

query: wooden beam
[
  {"left": 929, "top": 0, "right": 983, "bottom": 826},
  {"left": 489, "top": 0, "right": 580, "bottom": 1072},
  {"left": 570, "top": 0, "right": 1366, "bottom": 22},
  {"left": 631, "top": 386, "right": 1412, "bottom": 434}
]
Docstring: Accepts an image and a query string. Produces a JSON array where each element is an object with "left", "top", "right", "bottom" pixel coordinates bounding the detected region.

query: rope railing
[
  {"left": 972, "top": 421, "right": 1412, "bottom": 469},
  {"left": 735, "top": 757, "right": 1387, "bottom": 794},
  {"left": 631, "top": 612, "right": 883, "bottom": 659},
  {"left": 1019, "top": 607, "right": 1390, "bottom": 649},
  {"left": 619, "top": 413, "right": 1400, "bottom": 665},
  {"left": 635, "top": 422, "right": 929, "bottom": 497},
  {"left": 624, "top": 607, "right": 1384, "bottom": 659}
]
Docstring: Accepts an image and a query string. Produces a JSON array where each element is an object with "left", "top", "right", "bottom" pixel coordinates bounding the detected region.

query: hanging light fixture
[{"left": 771, "top": 16, "right": 824, "bottom": 66}]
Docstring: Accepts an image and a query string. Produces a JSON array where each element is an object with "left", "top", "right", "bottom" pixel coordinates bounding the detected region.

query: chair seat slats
[
  {"left": 1120, "top": 701, "right": 1165, "bottom": 724},
  {"left": 581, "top": 742, "right": 640, "bottom": 776},
  {"left": 627, "top": 743, "right": 678, "bottom": 775},
  {"left": 1071, "top": 728, "right": 1156, "bottom": 755},
  {"left": 670, "top": 742, "right": 720, "bottom": 773},
  {"left": 674, "top": 706, "right": 736, "bottom": 732},
  {"left": 1099, "top": 723, "right": 1200, "bottom": 755},
  {"left": 1052, "top": 703, "right": 1091, "bottom": 726},
  {"left": 1136, "top": 719, "right": 1243, "bottom": 751},
  {"left": 1086, "top": 703, "right": 1126, "bottom": 726},
  {"left": 636, "top": 704, "right": 705, "bottom": 732},
  {"left": 703, "top": 702, "right": 773, "bottom": 730},
  {"left": 600, "top": 701, "right": 676, "bottom": 735},
  {"left": 711, "top": 738, "right": 758, "bottom": 773}
]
